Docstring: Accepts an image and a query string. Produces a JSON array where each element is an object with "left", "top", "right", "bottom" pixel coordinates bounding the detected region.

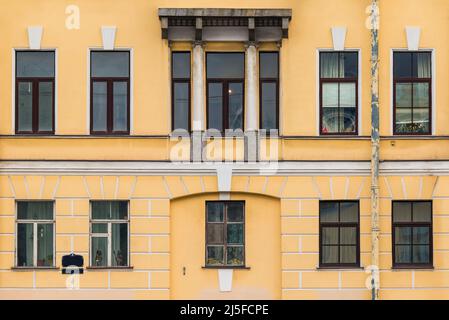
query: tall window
[
  {"left": 319, "top": 201, "right": 359, "bottom": 267},
  {"left": 172, "top": 52, "right": 191, "bottom": 131},
  {"left": 16, "top": 201, "right": 54, "bottom": 268},
  {"left": 90, "top": 51, "right": 130, "bottom": 135},
  {"left": 392, "top": 201, "right": 433, "bottom": 268},
  {"left": 320, "top": 52, "right": 358, "bottom": 135},
  {"left": 90, "top": 201, "right": 129, "bottom": 267},
  {"left": 206, "top": 53, "right": 245, "bottom": 132},
  {"left": 206, "top": 201, "right": 245, "bottom": 267},
  {"left": 260, "top": 52, "right": 279, "bottom": 131},
  {"left": 393, "top": 52, "right": 432, "bottom": 135},
  {"left": 16, "top": 51, "right": 55, "bottom": 134}
]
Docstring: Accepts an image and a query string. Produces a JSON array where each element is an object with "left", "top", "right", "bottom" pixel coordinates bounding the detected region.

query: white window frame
[
  {"left": 89, "top": 201, "right": 130, "bottom": 268},
  {"left": 15, "top": 200, "right": 55, "bottom": 268},
  {"left": 316, "top": 48, "right": 362, "bottom": 136},
  {"left": 390, "top": 48, "right": 436, "bottom": 135}
]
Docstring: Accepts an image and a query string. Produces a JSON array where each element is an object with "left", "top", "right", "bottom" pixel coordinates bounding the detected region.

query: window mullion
[{"left": 33, "top": 223, "right": 38, "bottom": 267}]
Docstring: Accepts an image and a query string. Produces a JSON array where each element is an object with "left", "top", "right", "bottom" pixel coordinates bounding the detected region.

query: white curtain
[
  {"left": 321, "top": 53, "right": 344, "bottom": 78},
  {"left": 417, "top": 53, "right": 431, "bottom": 78}
]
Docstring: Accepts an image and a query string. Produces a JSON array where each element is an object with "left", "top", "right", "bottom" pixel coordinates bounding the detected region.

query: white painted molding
[
  {"left": 217, "top": 166, "right": 233, "bottom": 192},
  {"left": 406, "top": 26, "right": 421, "bottom": 51},
  {"left": 218, "top": 269, "right": 233, "bottom": 292},
  {"left": 28, "top": 26, "right": 43, "bottom": 49},
  {"left": 101, "top": 26, "right": 117, "bottom": 50},
  {"left": 331, "top": 27, "right": 347, "bottom": 51}
]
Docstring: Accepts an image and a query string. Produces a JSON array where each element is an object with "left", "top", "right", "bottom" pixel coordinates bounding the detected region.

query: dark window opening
[
  {"left": 260, "top": 52, "right": 279, "bottom": 132},
  {"left": 172, "top": 52, "right": 191, "bottom": 131}
]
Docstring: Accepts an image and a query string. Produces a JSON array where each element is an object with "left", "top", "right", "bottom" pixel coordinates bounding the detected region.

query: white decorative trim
[
  {"left": 27, "top": 26, "right": 43, "bottom": 50},
  {"left": 331, "top": 27, "right": 347, "bottom": 51},
  {"left": 217, "top": 166, "right": 233, "bottom": 192},
  {"left": 405, "top": 26, "right": 421, "bottom": 51},
  {"left": 101, "top": 26, "right": 117, "bottom": 50},
  {"left": 218, "top": 269, "right": 233, "bottom": 292}
]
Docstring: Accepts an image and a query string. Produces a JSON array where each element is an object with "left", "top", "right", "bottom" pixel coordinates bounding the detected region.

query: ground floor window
[
  {"left": 16, "top": 201, "right": 54, "bottom": 267},
  {"left": 90, "top": 201, "right": 129, "bottom": 267},
  {"left": 206, "top": 201, "right": 245, "bottom": 267}
]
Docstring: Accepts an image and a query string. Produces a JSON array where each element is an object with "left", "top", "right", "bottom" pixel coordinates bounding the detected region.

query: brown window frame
[
  {"left": 171, "top": 51, "right": 191, "bottom": 132},
  {"left": 90, "top": 50, "right": 130, "bottom": 135},
  {"left": 15, "top": 50, "right": 55, "bottom": 135},
  {"left": 319, "top": 51, "right": 359, "bottom": 136},
  {"left": 392, "top": 200, "right": 433, "bottom": 269},
  {"left": 205, "top": 201, "right": 245, "bottom": 268},
  {"left": 206, "top": 52, "right": 245, "bottom": 133},
  {"left": 319, "top": 200, "right": 360, "bottom": 268},
  {"left": 259, "top": 51, "right": 279, "bottom": 133},
  {"left": 393, "top": 51, "right": 432, "bottom": 136}
]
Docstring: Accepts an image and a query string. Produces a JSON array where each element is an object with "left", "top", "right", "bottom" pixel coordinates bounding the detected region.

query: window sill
[
  {"left": 11, "top": 267, "right": 59, "bottom": 271},
  {"left": 86, "top": 266, "right": 134, "bottom": 271},
  {"left": 202, "top": 266, "right": 251, "bottom": 270},
  {"left": 392, "top": 266, "right": 434, "bottom": 270},
  {"left": 316, "top": 266, "right": 364, "bottom": 271}
]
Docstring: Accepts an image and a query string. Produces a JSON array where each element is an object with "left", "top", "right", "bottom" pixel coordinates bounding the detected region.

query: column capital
[
  {"left": 244, "top": 41, "right": 259, "bottom": 49},
  {"left": 192, "top": 40, "right": 206, "bottom": 49}
]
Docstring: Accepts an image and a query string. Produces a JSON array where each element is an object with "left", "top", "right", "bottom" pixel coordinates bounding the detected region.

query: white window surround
[
  {"left": 390, "top": 48, "right": 436, "bottom": 136},
  {"left": 315, "top": 48, "right": 362, "bottom": 136},
  {"left": 11, "top": 48, "right": 58, "bottom": 135},
  {"left": 86, "top": 47, "right": 134, "bottom": 135}
]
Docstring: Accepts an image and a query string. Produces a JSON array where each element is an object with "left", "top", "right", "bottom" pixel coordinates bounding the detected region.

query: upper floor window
[
  {"left": 90, "top": 51, "right": 130, "bottom": 135},
  {"left": 319, "top": 201, "right": 360, "bottom": 268},
  {"left": 90, "top": 201, "right": 129, "bottom": 268},
  {"left": 393, "top": 51, "right": 432, "bottom": 135},
  {"left": 16, "top": 51, "right": 55, "bottom": 134},
  {"left": 206, "top": 53, "right": 245, "bottom": 132},
  {"left": 260, "top": 52, "right": 279, "bottom": 132},
  {"left": 172, "top": 52, "right": 191, "bottom": 131},
  {"left": 320, "top": 52, "right": 358, "bottom": 135},
  {"left": 16, "top": 201, "right": 54, "bottom": 268},
  {"left": 392, "top": 201, "right": 433, "bottom": 268},
  {"left": 206, "top": 201, "right": 245, "bottom": 267}
]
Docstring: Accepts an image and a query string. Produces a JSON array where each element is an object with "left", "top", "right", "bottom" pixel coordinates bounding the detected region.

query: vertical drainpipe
[{"left": 370, "top": 0, "right": 380, "bottom": 300}]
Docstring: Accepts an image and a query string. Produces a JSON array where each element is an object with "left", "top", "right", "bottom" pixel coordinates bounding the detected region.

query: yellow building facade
[{"left": 0, "top": 0, "right": 449, "bottom": 300}]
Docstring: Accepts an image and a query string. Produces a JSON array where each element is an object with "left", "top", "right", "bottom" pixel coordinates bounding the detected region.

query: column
[
  {"left": 192, "top": 42, "right": 205, "bottom": 162},
  {"left": 245, "top": 42, "right": 258, "bottom": 162}
]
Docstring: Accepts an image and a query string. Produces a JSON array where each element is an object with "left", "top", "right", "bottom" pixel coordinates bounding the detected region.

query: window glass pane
[
  {"left": 394, "top": 52, "right": 412, "bottom": 78},
  {"left": 228, "top": 82, "right": 243, "bottom": 130},
  {"left": 340, "top": 108, "right": 356, "bottom": 133},
  {"left": 340, "top": 227, "right": 357, "bottom": 245},
  {"left": 113, "top": 82, "right": 128, "bottom": 132},
  {"left": 395, "top": 107, "right": 413, "bottom": 134},
  {"left": 322, "top": 246, "right": 338, "bottom": 264},
  {"left": 207, "top": 53, "right": 244, "bottom": 79},
  {"left": 322, "top": 83, "right": 339, "bottom": 133},
  {"left": 112, "top": 223, "right": 128, "bottom": 266},
  {"left": 393, "top": 202, "right": 412, "bottom": 222},
  {"left": 173, "top": 82, "right": 189, "bottom": 130},
  {"left": 413, "top": 52, "right": 432, "bottom": 78},
  {"left": 91, "top": 51, "right": 129, "bottom": 78},
  {"left": 227, "top": 224, "right": 244, "bottom": 244},
  {"left": 18, "top": 202, "right": 53, "bottom": 220},
  {"left": 260, "top": 52, "right": 278, "bottom": 79},
  {"left": 92, "top": 82, "right": 107, "bottom": 132},
  {"left": 340, "top": 83, "right": 356, "bottom": 108},
  {"left": 226, "top": 246, "right": 244, "bottom": 265},
  {"left": 207, "top": 224, "right": 224, "bottom": 244},
  {"left": 413, "top": 227, "right": 430, "bottom": 245},
  {"left": 340, "top": 202, "right": 359, "bottom": 222},
  {"left": 413, "top": 245, "right": 430, "bottom": 264},
  {"left": 413, "top": 83, "right": 429, "bottom": 108},
  {"left": 412, "top": 108, "right": 430, "bottom": 134},
  {"left": 413, "top": 202, "right": 432, "bottom": 222},
  {"left": 395, "top": 245, "right": 412, "bottom": 264},
  {"left": 340, "top": 246, "right": 357, "bottom": 264},
  {"left": 342, "top": 52, "right": 358, "bottom": 78},
  {"left": 38, "top": 82, "right": 53, "bottom": 132},
  {"left": 227, "top": 202, "right": 244, "bottom": 222},
  {"left": 172, "top": 52, "right": 191, "bottom": 79},
  {"left": 37, "top": 224, "right": 53, "bottom": 267},
  {"left": 92, "top": 223, "right": 108, "bottom": 233},
  {"left": 91, "top": 237, "right": 108, "bottom": 267},
  {"left": 207, "top": 246, "right": 224, "bottom": 265},
  {"left": 320, "top": 52, "right": 340, "bottom": 78},
  {"left": 320, "top": 202, "right": 339, "bottom": 222},
  {"left": 17, "top": 223, "right": 34, "bottom": 267},
  {"left": 17, "top": 51, "right": 55, "bottom": 77},
  {"left": 396, "top": 83, "right": 412, "bottom": 108},
  {"left": 261, "top": 82, "right": 277, "bottom": 130},
  {"left": 207, "top": 202, "right": 224, "bottom": 222},
  {"left": 208, "top": 83, "right": 223, "bottom": 131},
  {"left": 18, "top": 82, "right": 33, "bottom": 132},
  {"left": 322, "top": 227, "right": 338, "bottom": 245},
  {"left": 92, "top": 201, "right": 127, "bottom": 220},
  {"left": 395, "top": 227, "right": 412, "bottom": 245}
]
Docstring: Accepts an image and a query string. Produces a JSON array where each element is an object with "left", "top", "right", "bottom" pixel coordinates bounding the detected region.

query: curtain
[
  {"left": 321, "top": 53, "right": 344, "bottom": 78},
  {"left": 112, "top": 223, "right": 128, "bottom": 266},
  {"left": 37, "top": 224, "right": 53, "bottom": 266},
  {"left": 417, "top": 53, "right": 431, "bottom": 78}
]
